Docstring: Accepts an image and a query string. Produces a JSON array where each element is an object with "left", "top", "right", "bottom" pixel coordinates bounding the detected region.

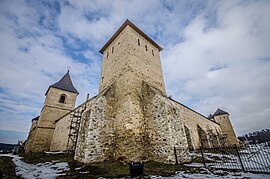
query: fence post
[
  {"left": 234, "top": 144, "right": 245, "bottom": 172},
  {"left": 174, "top": 146, "right": 178, "bottom": 165},
  {"left": 200, "top": 146, "right": 206, "bottom": 168}
]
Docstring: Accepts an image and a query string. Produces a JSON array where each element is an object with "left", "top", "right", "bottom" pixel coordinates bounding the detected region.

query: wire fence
[{"left": 198, "top": 144, "right": 270, "bottom": 173}]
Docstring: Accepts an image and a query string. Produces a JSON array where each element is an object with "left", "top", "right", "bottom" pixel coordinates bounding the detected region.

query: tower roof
[
  {"left": 213, "top": 108, "right": 229, "bottom": 116},
  {"left": 45, "top": 71, "right": 79, "bottom": 95},
  {"left": 99, "top": 19, "right": 163, "bottom": 53},
  {"left": 208, "top": 114, "right": 213, "bottom": 119}
]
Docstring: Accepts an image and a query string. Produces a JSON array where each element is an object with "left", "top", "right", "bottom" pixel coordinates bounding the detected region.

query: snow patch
[{"left": 11, "top": 155, "right": 69, "bottom": 179}]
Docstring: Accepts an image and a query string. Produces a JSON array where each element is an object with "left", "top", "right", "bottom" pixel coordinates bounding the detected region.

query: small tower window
[
  {"left": 59, "top": 94, "right": 66, "bottom": 103},
  {"left": 145, "top": 45, "right": 148, "bottom": 51},
  {"left": 107, "top": 52, "right": 109, "bottom": 58},
  {"left": 138, "top": 39, "right": 140, "bottom": 46},
  {"left": 152, "top": 50, "right": 154, "bottom": 56},
  {"left": 112, "top": 46, "right": 114, "bottom": 54}
]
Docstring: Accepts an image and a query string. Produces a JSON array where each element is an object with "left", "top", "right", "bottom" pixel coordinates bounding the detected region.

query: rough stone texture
[
  {"left": 214, "top": 114, "right": 239, "bottom": 145},
  {"left": 172, "top": 101, "right": 222, "bottom": 149},
  {"left": 50, "top": 100, "right": 90, "bottom": 151},
  {"left": 50, "top": 113, "right": 72, "bottom": 151},
  {"left": 75, "top": 87, "right": 115, "bottom": 163},
  {"left": 24, "top": 87, "right": 77, "bottom": 153},
  {"left": 99, "top": 25, "right": 166, "bottom": 95},
  {"left": 24, "top": 120, "right": 38, "bottom": 153},
  {"left": 142, "top": 83, "right": 190, "bottom": 163},
  {"left": 75, "top": 82, "right": 190, "bottom": 164}
]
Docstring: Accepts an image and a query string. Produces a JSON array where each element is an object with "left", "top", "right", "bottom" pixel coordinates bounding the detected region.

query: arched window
[{"left": 59, "top": 94, "right": 66, "bottom": 103}]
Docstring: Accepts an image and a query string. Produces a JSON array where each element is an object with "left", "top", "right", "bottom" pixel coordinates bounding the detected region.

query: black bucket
[{"left": 130, "top": 161, "right": 144, "bottom": 177}]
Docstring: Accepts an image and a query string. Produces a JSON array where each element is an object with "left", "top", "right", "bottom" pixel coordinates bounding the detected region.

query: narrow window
[
  {"left": 138, "top": 39, "right": 140, "bottom": 46},
  {"left": 107, "top": 52, "right": 109, "bottom": 58},
  {"left": 102, "top": 77, "right": 104, "bottom": 83},
  {"left": 59, "top": 94, "right": 66, "bottom": 103},
  {"left": 145, "top": 45, "right": 148, "bottom": 51},
  {"left": 152, "top": 50, "right": 154, "bottom": 56},
  {"left": 112, "top": 46, "right": 114, "bottom": 54}
]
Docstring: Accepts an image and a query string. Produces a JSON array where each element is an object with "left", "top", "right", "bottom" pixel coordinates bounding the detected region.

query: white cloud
[
  {"left": 0, "top": 0, "right": 270, "bottom": 143},
  {"left": 162, "top": 0, "right": 270, "bottom": 135}
]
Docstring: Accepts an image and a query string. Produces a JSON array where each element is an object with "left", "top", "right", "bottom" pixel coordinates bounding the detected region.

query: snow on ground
[
  {"left": 0, "top": 154, "right": 69, "bottom": 179},
  {"left": 1, "top": 154, "right": 269, "bottom": 178},
  {"left": 161, "top": 170, "right": 270, "bottom": 179}
]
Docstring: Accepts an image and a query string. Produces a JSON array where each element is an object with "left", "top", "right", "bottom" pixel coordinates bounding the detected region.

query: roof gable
[
  {"left": 213, "top": 108, "right": 229, "bottom": 116},
  {"left": 45, "top": 71, "right": 79, "bottom": 95},
  {"left": 99, "top": 19, "right": 162, "bottom": 54}
]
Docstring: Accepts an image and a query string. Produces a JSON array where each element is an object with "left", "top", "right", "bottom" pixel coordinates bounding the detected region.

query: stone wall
[
  {"left": 171, "top": 100, "right": 222, "bottom": 149},
  {"left": 24, "top": 120, "right": 38, "bottom": 153},
  {"left": 75, "top": 87, "right": 115, "bottom": 163},
  {"left": 75, "top": 82, "right": 191, "bottom": 164},
  {"left": 50, "top": 99, "right": 96, "bottom": 152},
  {"left": 142, "top": 83, "right": 190, "bottom": 163},
  {"left": 50, "top": 113, "right": 72, "bottom": 151}
]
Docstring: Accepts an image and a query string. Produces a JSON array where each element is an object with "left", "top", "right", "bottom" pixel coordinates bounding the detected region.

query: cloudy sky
[{"left": 0, "top": 0, "right": 269, "bottom": 144}]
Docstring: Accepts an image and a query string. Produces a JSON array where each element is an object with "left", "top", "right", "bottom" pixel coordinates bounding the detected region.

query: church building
[{"left": 24, "top": 20, "right": 239, "bottom": 164}]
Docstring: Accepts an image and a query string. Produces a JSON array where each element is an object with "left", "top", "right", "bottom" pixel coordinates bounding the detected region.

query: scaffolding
[{"left": 66, "top": 102, "right": 87, "bottom": 152}]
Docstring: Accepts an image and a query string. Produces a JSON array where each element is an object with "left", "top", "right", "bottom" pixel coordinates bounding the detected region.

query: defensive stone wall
[
  {"left": 171, "top": 100, "right": 222, "bottom": 149},
  {"left": 50, "top": 98, "right": 96, "bottom": 152},
  {"left": 24, "top": 120, "right": 38, "bottom": 153},
  {"left": 75, "top": 82, "right": 191, "bottom": 164}
]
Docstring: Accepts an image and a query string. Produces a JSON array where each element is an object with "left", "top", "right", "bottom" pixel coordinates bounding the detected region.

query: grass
[
  {"left": 20, "top": 152, "right": 74, "bottom": 164},
  {"left": 62, "top": 160, "right": 201, "bottom": 178},
  {"left": 17, "top": 153, "right": 203, "bottom": 178},
  {"left": 0, "top": 156, "right": 20, "bottom": 179}
]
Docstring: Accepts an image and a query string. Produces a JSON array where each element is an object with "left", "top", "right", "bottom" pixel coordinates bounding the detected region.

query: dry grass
[{"left": 0, "top": 156, "right": 20, "bottom": 179}]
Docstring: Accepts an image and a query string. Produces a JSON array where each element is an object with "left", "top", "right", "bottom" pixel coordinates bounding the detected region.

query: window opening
[
  {"left": 145, "top": 45, "right": 148, "bottom": 51},
  {"left": 152, "top": 50, "right": 154, "bottom": 56},
  {"left": 107, "top": 52, "right": 109, "bottom": 58},
  {"left": 138, "top": 39, "right": 140, "bottom": 46},
  {"left": 59, "top": 94, "right": 66, "bottom": 103},
  {"left": 112, "top": 47, "right": 114, "bottom": 54}
]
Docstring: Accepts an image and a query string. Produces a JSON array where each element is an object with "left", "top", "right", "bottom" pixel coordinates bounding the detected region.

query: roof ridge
[
  {"left": 99, "top": 19, "right": 162, "bottom": 53},
  {"left": 45, "top": 71, "right": 79, "bottom": 95}
]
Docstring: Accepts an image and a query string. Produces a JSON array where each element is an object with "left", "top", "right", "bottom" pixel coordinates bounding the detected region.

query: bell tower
[{"left": 25, "top": 71, "right": 78, "bottom": 153}]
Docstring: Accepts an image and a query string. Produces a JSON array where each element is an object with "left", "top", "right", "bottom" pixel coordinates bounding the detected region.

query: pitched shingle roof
[
  {"left": 99, "top": 19, "right": 163, "bottom": 53},
  {"left": 213, "top": 108, "right": 229, "bottom": 116},
  {"left": 45, "top": 71, "right": 79, "bottom": 95},
  {"left": 208, "top": 114, "right": 214, "bottom": 119}
]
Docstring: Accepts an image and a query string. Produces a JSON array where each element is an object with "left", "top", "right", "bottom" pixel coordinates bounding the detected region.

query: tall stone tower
[
  {"left": 24, "top": 71, "right": 78, "bottom": 153},
  {"left": 213, "top": 109, "right": 239, "bottom": 145},
  {"left": 75, "top": 20, "right": 189, "bottom": 164},
  {"left": 99, "top": 20, "right": 166, "bottom": 95}
]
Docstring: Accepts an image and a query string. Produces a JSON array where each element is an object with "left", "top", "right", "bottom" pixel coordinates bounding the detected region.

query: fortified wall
[{"left": 25, "top": 20, "right": 239, "bottom": 165}]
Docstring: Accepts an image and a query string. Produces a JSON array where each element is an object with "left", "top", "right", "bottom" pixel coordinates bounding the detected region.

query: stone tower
[
  {"left": 99, "top": 20, "right": 165, "bottom": 95},
  {"left": 75, "top": 20, "right": 190, "bottom": 164},
  {"left": 24, "top": 71, "right": 78, "bottom": 153},
  {"left": 213, "top": 108, "right": 239, "bottom": 145}
]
